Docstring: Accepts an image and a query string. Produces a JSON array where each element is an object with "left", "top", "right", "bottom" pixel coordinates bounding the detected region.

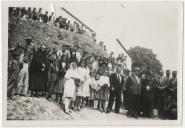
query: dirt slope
[{"left": 8, "top": 17, "right": 107, "bottom": 56}]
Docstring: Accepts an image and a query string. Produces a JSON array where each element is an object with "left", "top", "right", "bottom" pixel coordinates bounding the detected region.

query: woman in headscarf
[
  {"left": 29, "top": 44, "right": 47, "bottom": 97},
  {"left": 63, "top": 61, "right": 80, "bottom": 114}
]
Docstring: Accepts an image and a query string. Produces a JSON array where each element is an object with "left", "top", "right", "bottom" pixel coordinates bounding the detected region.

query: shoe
[
  {"left": 127, "top": 113, "right": 132, "bottom": 118},
  {"left": 100, "top": 109, "right": 103, "bottom": 113},
  {"left": 127, "top": 115, "right": 132, "bottom": 118},
  {"left": 106, "top": 109, "right": 111, "bottom": 113},
  {"left": 65, "top": 111, "right": 70, "bottom": 115},
  {"left": 115, "top": 111, "right": 119, "bottom": 114},
  {"left": 47, "top": 98, "right": 52, "bottom": 102},
  {"left": 134, "top": 114, "right": 139, "bottom": 119}
]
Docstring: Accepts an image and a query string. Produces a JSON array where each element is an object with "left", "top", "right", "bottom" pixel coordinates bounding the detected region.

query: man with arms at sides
[
  {"left": 158, "top": 69, "right": 171, "bottom": 119},
  {"left": 106, "top": 64, "right": 124, "bottom": 114},
  {"left": 122, "top": 68, "right": 130, "bottom": 109},
  {"left": 126, "top": 67, "right": 142, "bottom": 118}
]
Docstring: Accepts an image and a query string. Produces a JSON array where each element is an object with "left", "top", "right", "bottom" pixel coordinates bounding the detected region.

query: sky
[{"left": 10, "top": 1, "right": 183, "bottom": 71}]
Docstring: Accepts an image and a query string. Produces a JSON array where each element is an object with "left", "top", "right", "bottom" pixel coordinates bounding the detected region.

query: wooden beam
[{"left": 116, "top": 39, "right": 132, "bottom": 59}]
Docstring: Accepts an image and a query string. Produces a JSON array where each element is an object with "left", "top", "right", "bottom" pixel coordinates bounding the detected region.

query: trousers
[{"left": 107, "top": 89, "right": 121, "bottom": 113}]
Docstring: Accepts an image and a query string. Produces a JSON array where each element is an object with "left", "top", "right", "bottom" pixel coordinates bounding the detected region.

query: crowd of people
[
  {"left": 8, "top": 37, "right": 177, "bottom": 120},
  {"left": 8, "top": 7, "right": 177, "bottom": 120},
  {"left": 9, "top": 7, "right": 96, "bottom": 40}
]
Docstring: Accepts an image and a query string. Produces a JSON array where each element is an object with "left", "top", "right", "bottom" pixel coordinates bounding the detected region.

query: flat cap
[{"left": 133, "top": 67, "right": 141, "bottom": 71}]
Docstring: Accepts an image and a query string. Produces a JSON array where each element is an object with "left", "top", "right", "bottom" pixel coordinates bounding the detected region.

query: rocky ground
[{"left": 7, "top": 96, "right": 160, "bottom": 120}]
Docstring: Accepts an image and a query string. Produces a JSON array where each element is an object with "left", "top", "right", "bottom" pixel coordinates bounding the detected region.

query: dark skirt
[
  {"left": 100, "top": 85, "right": 109, "bottom": 101},
  {"left": 29, "top": 72, "right": 47, "bottom": 92},
  {"left": 94, "top": 90, "right": 100, "bottom": 100},
  {"left": 89, "top": 87, "right": 95, "bottom": 100},
  {"left": 55, "top": 76, "right": 65, "bottom": 94}
]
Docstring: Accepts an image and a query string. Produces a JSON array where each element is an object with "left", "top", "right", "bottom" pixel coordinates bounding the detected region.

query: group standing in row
[{"left": 8, "top": 37, "right": 177, "bottom": 119}]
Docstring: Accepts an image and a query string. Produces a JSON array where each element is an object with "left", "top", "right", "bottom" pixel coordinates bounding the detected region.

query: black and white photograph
[{"left": 1, "top": 0, "right": 184, "bottom": 127}]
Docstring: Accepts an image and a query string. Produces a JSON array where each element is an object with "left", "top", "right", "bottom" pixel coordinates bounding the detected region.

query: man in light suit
[
  {"left": 126, "top": 67, "right": 141, "bottom": 118},
  {"left": 106, "top": 64, "right": 124, "bottom": 113}
]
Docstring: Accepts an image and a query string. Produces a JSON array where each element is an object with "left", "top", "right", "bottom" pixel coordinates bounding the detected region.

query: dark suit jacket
[
  {"left": 125, "top": 74, "right": 142, "bottom": 95},
  {"left": 110, "top": 73, "right": 124, "bottom": 93}
]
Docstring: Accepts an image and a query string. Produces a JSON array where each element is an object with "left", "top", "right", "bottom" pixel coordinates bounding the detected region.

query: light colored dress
[
  {"left": 82, "top": 75, "right": 91, "bottom": 97},
  {"left": 16, "top": 63, "right": 29, "bottom": 95},
  {"left": 94, "top": 80, "right": 100, "bottom": 100},
  {"left": 89, "top": 77, "right": 96, "bottom": 100},
  {"left": 99, "top": 75, "right": 110, "bottom": 101},
  {"left": 63, "top": 69, "right": 80, "bottom": 99},
  {"left": 76, "top": 67, "right": 88, "bottom": 96},
  {"left": 82, "top": 68, "right": 90, "bottom": 97}
]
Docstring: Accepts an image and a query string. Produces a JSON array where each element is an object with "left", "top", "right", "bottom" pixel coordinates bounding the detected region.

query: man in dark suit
[
  {"left": 126, "top": 67, "right": 141, "bottom": 118},
  {"left": 106, "top": 64, "right": 124, "bottom": 113}
]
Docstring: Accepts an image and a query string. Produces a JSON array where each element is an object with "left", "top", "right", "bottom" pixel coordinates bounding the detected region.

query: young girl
[
  {"left": 63, "top": 62, "right": 80, "bottom": 114},
  {"left": 75, "top": 60, "right": 87, "bottom": 111},
  {"left": 98, "top": 70, "right": 110, "bottom": 113},
  {"left": 7, "top": 52, "right": 21, "bottom": 99},
  {"left": 55, "top": 55, "right": 69, "bottom": 103},
  {"left": 89, "top": 71, "right": 96, "bottom": 109},
  {"left": 94, "top": 73, "right": 100, "bottom": 110},
  {"left": 82, "top": 63, "right": 91, "bottom": 108}
]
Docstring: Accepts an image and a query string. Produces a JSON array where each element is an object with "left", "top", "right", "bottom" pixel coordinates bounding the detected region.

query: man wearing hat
[
  {"left": 24, "top": 37, "right": 36, "bottom": 65},
  {"left": 42, "top": 11, "right": 49, "bottom": 23},
  {"left": 158, "top": 69, "right": 171, "bottom": 119},
  {"left": 31, "top": 8, "right": 38, "bottom": 21},
  {"left": 15, "top": 37, "right": 35, "bottom": 96},
  {"left": 37, "top": 8, "right": 43, "bottom": 21},
  {"left": 49, "top": 12, "right": 55, "bottom": 24},
  {"left": 125, "top": 67, "right": 142, "bottom": 118},
  {"left": 27, "top": 7, "right": 32, "bottom": 20},
  {"left": 122, "top": 68, "right": 130, "bottom": 109}
]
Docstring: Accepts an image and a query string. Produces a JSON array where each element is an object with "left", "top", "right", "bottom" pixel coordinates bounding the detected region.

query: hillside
[
  {"left": 8, "top": 17, "right": 108, "bottom": 57},
  {"left": 7, "top": 96, "right": 159, "bottom": 120}
]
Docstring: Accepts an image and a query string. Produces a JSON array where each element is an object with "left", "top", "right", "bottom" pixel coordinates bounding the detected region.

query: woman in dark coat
[
  {"left": 29, "top": 45, "right": 47, "bottom": 97},
  {"left": 141, "top": 73, "right": 155, "bottom": 118},
  {"left": 55, "top": 55, "right": 69, "bottom": 103}
]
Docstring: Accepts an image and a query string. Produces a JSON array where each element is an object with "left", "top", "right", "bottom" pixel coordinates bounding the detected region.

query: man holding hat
[
  {"left": 125, "top": 67, "right": 142, "bottom": 118},
  {"left": 15, "top": 37, "right": 35, "bottom": 96}
]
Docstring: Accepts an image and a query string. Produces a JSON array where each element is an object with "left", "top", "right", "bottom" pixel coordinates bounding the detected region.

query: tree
[{"left": 128, "top": 46, "right": 162, "bottom": 73}]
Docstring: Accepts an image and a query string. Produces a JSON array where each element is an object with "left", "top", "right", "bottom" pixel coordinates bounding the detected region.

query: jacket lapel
[{"left": 131, "top": 74, "right": 139, "bottom": 85}]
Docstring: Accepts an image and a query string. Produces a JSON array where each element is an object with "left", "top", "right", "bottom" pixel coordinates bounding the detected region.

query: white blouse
[{"left": 98, "top": 76, "right": 110, "bottom": 87}]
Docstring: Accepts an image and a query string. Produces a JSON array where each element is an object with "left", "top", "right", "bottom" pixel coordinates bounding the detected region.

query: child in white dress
[
  {"left": 94, "top": 73, "right": 100, "bottom": 109},
  {"left": 89, "top": 71, "right": 96, "bottom": 109},
  {"left": 63, "top": 62, "right": 80, "bottom": 114},
  {"left": 75, "top": 61, "right": 87, "bottom": 111},
  {"left": 99, "top": 71, "right": 110, "bottom": 113}
]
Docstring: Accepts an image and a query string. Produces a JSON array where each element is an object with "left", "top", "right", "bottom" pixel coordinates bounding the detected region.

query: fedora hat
[
  {"left": 133, "top": 67, "right": 141, "bottom": 71},
  {"left": 25, "top": 37, "right": 33, "bottom": 42}
]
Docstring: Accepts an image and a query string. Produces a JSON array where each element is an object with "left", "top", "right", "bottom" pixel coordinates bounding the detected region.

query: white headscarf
[{"left": 70, "top": 62, "right": 77, "bottom": 70}]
